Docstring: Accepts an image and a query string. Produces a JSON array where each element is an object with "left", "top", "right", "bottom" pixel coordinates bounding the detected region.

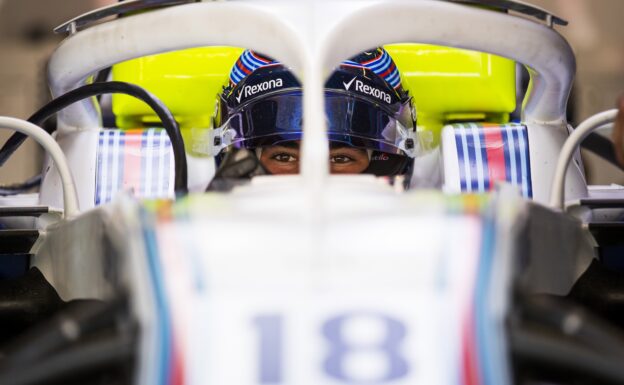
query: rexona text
[
  {"left": 237, "top": 78, "right": 283, "bottom": 103},
  {"left": 355, "top": 80, "right": 391, "bottom": 104}
]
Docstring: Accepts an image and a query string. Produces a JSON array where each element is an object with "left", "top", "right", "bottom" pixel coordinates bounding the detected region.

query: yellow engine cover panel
[
  {"left": 385, "top": 44, "right": 516, "bottom": 142},
  {"left": 112, "top": 46, "right": 243, "bottom": 130},
  {"left": 112, "top": 44, "right": 516, "bottom": 151}
]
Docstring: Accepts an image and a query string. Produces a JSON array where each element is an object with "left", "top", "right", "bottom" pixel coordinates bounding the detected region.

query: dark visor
[{"left": 225, "top": 90, "right": 413, "bottom": 155}]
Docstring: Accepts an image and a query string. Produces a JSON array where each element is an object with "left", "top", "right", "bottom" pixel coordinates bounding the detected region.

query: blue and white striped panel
[
  {"left": 96, "top": 129, "right": 174, "bottom": 205},
  {"left": 453, "top": 123, "right": 533, "bottom": 198},
  {"left": 96, "top": 130, "right": 123, "bottom": 205}
]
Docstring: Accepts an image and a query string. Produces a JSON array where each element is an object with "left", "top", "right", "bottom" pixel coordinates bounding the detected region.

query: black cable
[
  {"left": 0, "top": 174, "right": 42, "bottom": 195},
  {"left": 510, "top": 325, "right": 624, "bottom": 385},
  {"left": 0, "top": 332, "right": 134, "bottom": 385},
  {"left": 94, "top": 67, "right": 112, "bottom": 102},
  {"left": 0, "top": 81, "right": 188, "bottom": 194}
]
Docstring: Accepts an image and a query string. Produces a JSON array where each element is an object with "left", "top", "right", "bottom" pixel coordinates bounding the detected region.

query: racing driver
[{"left": 209, "top": 47, "right": 419, "bottom": 187}]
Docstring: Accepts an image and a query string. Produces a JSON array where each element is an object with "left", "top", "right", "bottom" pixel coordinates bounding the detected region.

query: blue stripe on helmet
[
  {"left": 230, "top": 73, "right": 242, "bottom": 85},
  {"left": 367, "top": 52, "right": 391, "bottom": 72},
  {"left": 229, "top": 70, "right": 239, "bottom": 83},
  {"left": 387, "top": 78, "right": 400, "bottom": 89},
  {"left": 387, "top": 77, "right": 401, "bottom": 89},
  {"left": 240, "top": 53, "right": 261, "bottom": 72},
  {"left": 229, "top": 50, "right": 281, "bottom": 87},
  {"left": 363, "top": 51, "right": 386, "bottom": 69},
  {"left": 248, "top": 51, "right": 273, "bottom": 66},
  {"left": 244, "top": 51, "right": 267, "bottom": 67},
  {"left": 231, "top": 65, "right": 246, "bottom": 82},
  {"left": 385, "top": 69, "right": 400, "bottom": 85}
]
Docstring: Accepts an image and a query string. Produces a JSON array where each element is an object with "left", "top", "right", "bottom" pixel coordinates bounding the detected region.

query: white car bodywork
[
  {"left": 0, "top": 1, "right": 612, "bottom": 384},
  {"left": 41, "top": 0, "right": 584, "bottom": 211}
]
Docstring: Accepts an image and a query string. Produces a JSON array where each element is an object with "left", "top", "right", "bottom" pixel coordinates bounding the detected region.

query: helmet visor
[{"left": 225, "top": 90, "right": 414, "bottom": 155}]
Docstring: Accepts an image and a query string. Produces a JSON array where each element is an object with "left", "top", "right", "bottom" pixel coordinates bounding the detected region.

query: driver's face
[{"left": 259, "top": 142, "right": 370, "bottom": 175}]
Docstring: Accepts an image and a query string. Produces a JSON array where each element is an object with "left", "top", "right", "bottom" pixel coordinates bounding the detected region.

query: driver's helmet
[{"left": 214, "top": 47, "right": 418, "bottom": 177}]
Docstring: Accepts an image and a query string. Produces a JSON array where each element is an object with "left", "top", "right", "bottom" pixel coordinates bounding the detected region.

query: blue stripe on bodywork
[
  {"left": 465, "top": 127, "right": 479, "bottom": 192},
  {"left": 95, "top": 132, "right": 104, "bottom": 205},
  {"left": 523, "top": 128, "right": 533, "bottom": 198},
  {"left": 454, "top": 124, "right": 533, "bottom": 198},
  {"left": 501, "top": 128, "right": 513, "bottom": 187},
  {"left": 455, "top": 126, "right": 467, "bottom": 192},
  {"left": 474, "top": 212, "right": 509, "bottom": 385},
  {"left": 516, "top": 126, "right": 532, "bottom": 198},
  {"left": 470, "top": 124, "right": 486, "bottom": 192},
  {"left": 478, "top": 129, "right": 490, "bottom": 190},
  {"left": 140, "top": 130, "right": 148, "bottom": 196},
  {"left": 142, "top": 211, "right": 172, "bottom": 385},
  {"left": 510, "top": 127, "right": 522, "bottom": 188},
  {"left": 151, "top": 129, "right": 162, "bottom": 197}
]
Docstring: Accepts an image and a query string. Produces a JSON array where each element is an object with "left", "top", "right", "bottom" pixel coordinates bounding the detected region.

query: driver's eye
[
  {"left": 272, "top": 153, "right": 298, "bottom": 163},
  {"left": 330, "top": 155, "right": 354, "bottom": 164}
]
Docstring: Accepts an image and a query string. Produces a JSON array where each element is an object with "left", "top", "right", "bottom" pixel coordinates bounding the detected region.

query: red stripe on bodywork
[
  {"left": 462, "top": 311, "right": 482, "bottom": 385},
  {"left": 169, "top": 339, "right": 185, "bottom": 385},
  {"left": 123, "top": 130, "right": 142, "bottom": 194},
  {"left": 482, "top": 127, "right": 507, "bottom": 190}
]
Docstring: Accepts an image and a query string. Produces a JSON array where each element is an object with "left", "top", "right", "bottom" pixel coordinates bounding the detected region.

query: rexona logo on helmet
[
  {"left": 235, "top": 78, "right": 284, "bottom": 104},
  {"left": 329, "top": 48, "right": 405, "bottom": 106},
  {"left": 213, "top": 47, "right": 418, "bottom": 177},
  {"left": 356, "top": 80, "right": 391, "bottom": 103},
  {"left": 223, "top": 50, "right": 298, "bottom": 108}
]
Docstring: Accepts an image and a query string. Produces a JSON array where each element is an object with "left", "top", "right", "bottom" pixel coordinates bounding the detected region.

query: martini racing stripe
[
  {"left": 364, "top": 50, "right": 390, "bottom": 69},
  {"left": 229, "top": 65, "right": 247, "bottom": 85},
  {"left": 453, "top": 124, "right": 532, "bottom": 198},
  {"left": 233, "top": 49, "right": 403, "bottom": 89},
  {"left": 230, "top": 50, "right": 277, "bottom": 86},
  {"left": 240, "top": 53, "right": 260, "bottom": 70},
  {"left": 455, "top": 124, "right": 471, "bottom": 192},
  {"left": 142, "top": 129, "right": 153, "bottom": 197},
  {"left": 364, "top": 50, "right": 401, "bottom": 89},
  {"left": 249, "top": 50, "right": 272, "bottom": 65},
  {"left": 502, "top": 126, "right": 517, "bottom": 191},
  {"left": 96, "top": 129, "right": 174, "bottom": 205},
  {"left": 342, "top": 50, "right": 402, "bottom": 89},
  {"left": 482, "top": 128, "right": 505, "bottom": 188},
  {"left": 470, "top": 123, "right": 487, "bottom": 192},
  {"left": 512, "top": 124, "right": 532, "bottom": 198},
  {"left": 241, "top": 50, "right": 271, "bottom": 70}
]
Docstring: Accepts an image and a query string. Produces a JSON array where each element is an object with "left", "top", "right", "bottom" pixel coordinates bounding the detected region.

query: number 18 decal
[
  {"left": 254, "top": 312, "right": 410, "bottom": 384},
  {"left": 254, "top": 315, "right": 283, "bottom": 383}
]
